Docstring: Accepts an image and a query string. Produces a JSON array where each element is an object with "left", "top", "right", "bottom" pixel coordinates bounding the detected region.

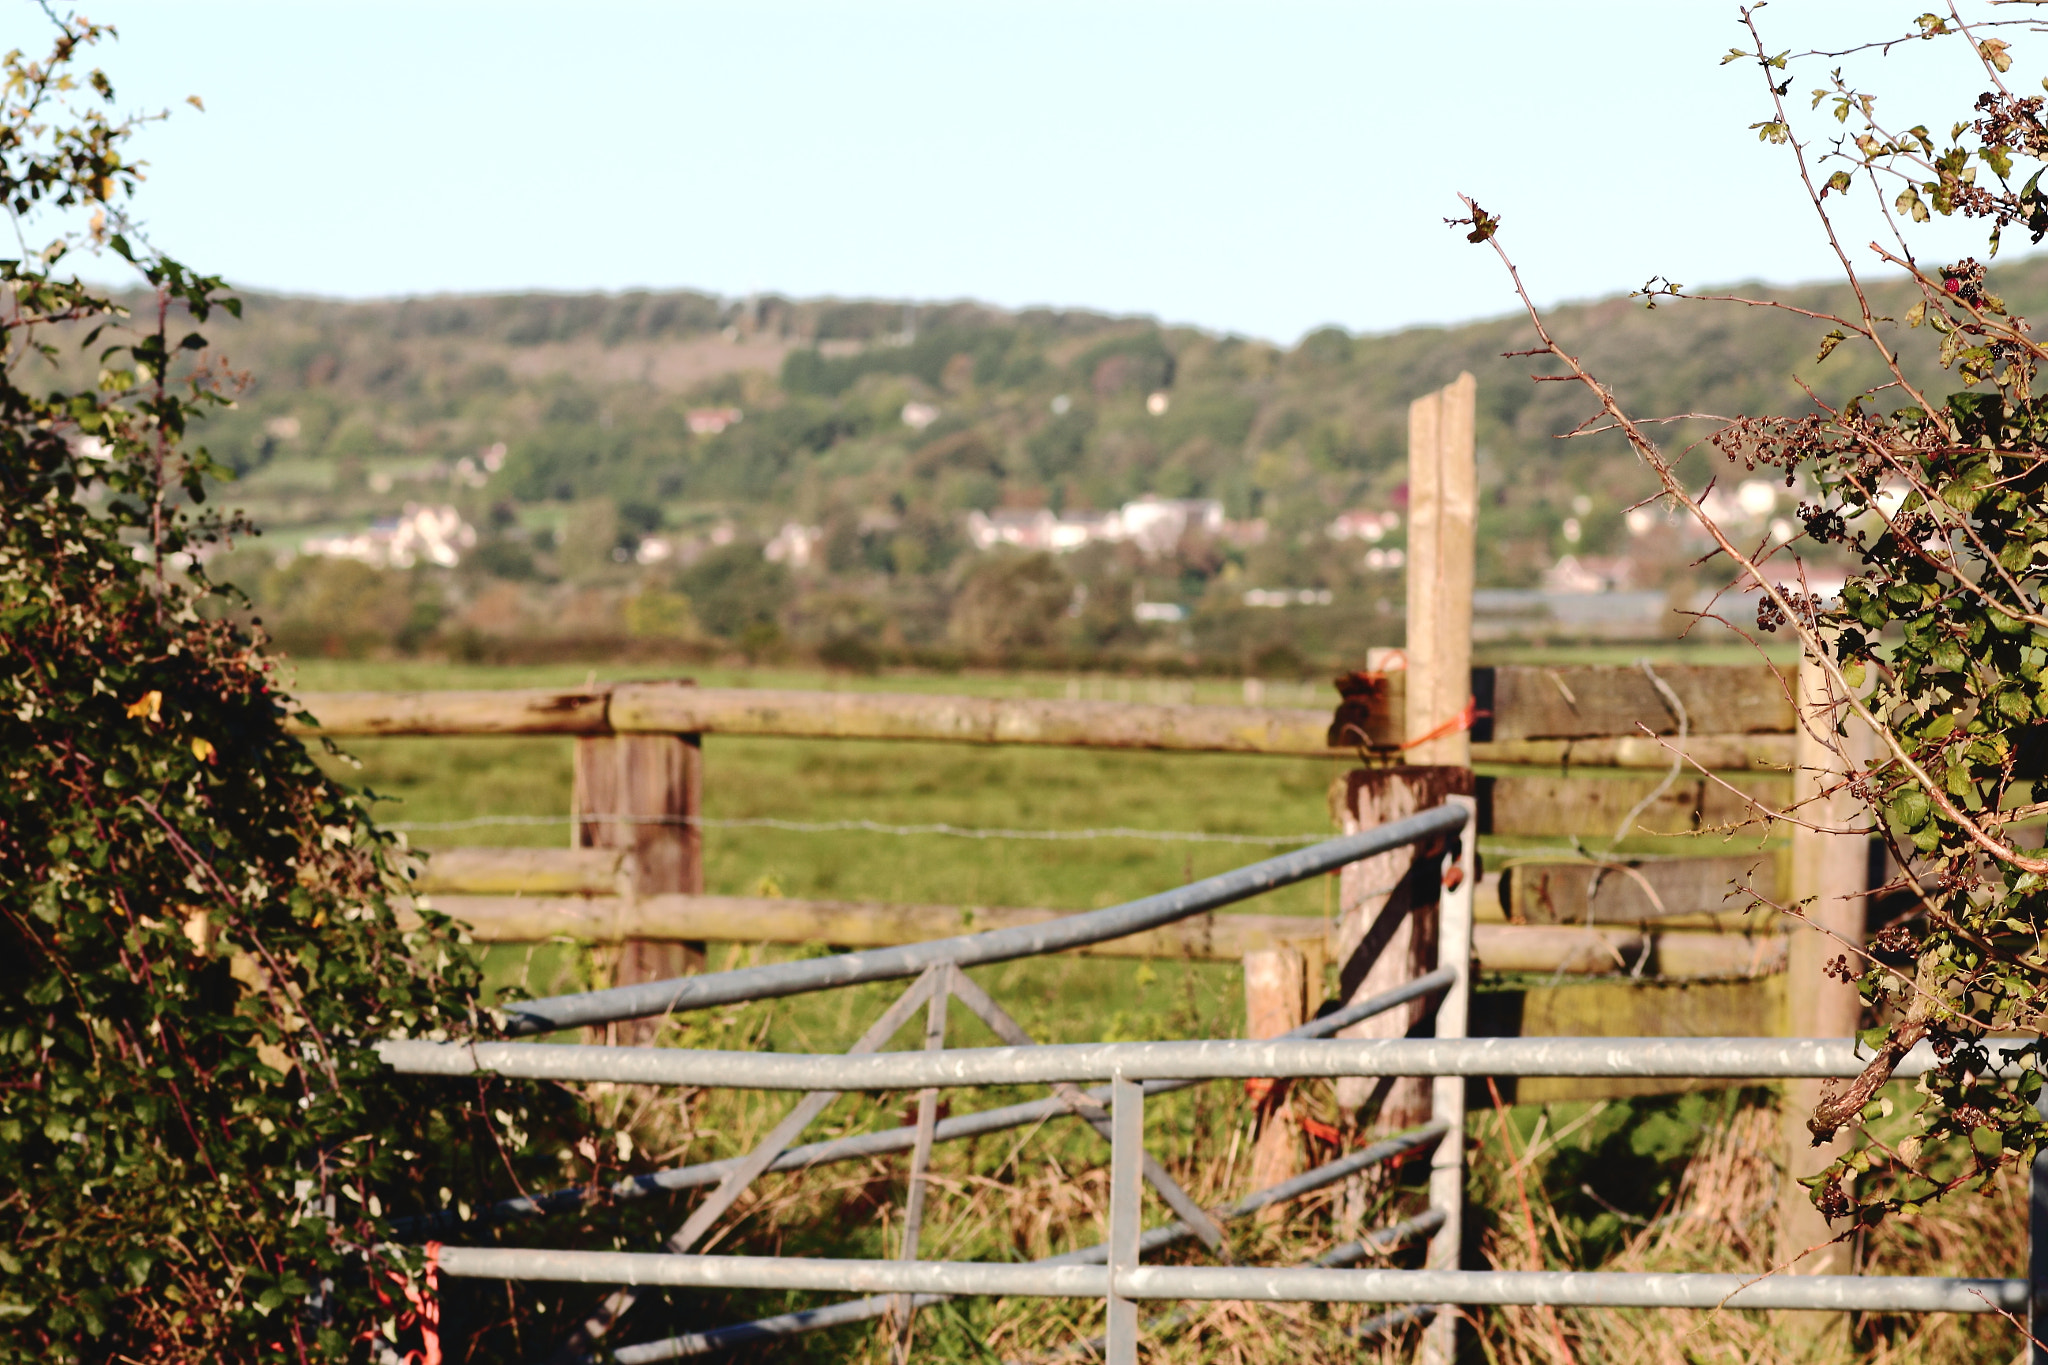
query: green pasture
[
  {"left": 293, "top": 660, "right": 1357, "bottom": 920},
  {"left": 294, "top": 657, "right": 1776, "bottom": 1011}
]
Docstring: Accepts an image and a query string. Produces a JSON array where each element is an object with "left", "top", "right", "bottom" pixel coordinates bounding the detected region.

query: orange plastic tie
[{"left": 1396, "top": 694, "right": 1489, "bottom": 752}]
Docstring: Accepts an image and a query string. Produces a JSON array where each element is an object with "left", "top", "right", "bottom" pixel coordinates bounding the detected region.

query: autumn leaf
[
  {"left": 125, "top": 689, "right": 161, "bottom": 722},
  {"left": 190, "top": 736, "right": 215, "bottom": 762}
]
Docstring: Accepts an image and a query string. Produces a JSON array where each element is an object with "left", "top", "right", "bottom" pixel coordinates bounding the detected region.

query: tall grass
[{"left": 501, "top": 942, "right": 2023, "bottom": 1363}]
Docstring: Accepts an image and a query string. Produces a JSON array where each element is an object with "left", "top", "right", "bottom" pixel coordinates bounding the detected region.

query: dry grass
[
  {"left": 479, "top": 951, "right": 2026, "bottom": 1365},
  {"left": 1462, "top": 1087, "right": 2025, "bottom": 1365},
  {"left": 554, "top": 1064, "right": 2029, "bottom": 1364}
]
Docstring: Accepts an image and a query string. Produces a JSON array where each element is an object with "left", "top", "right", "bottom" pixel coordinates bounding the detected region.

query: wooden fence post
[
  {"left": 1777, "top": 653, "right": 1871, "bottom": 1286},
  {"left": 1404, "top": 372, "right": 1476, "bottom": 770},
  {"left": 1332, "top": 373, "right": 1478, "bottom": 1157},
  {"left": 1242, "top": 946, "right": 1307, "bottom": 1217},
  {"left": 573, "top": 718, "right": 705, "bottom": 1044},
  {"left": 1331, "top": 768, "right": 1472, "bottom": 1114}
]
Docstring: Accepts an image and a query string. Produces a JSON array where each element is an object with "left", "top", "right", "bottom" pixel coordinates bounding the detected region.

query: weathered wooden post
[
  {"left": 573, "top": 687, "right": 704, "bottom": 1043},
  {"left": 1404, "top": 372, "right": 1477, "bottom": 773},
  {"left": 1333, "top": 373, "right": 1478, "bottom": 1118},
  {"left": 1241, "top": 946, "right": 1307, "bottom": 1212},
  {"left": 1329, "top": 376, "right": 1476, "bottom": 1365},
  {"left": 1777, "top": 654, "right": 1872, "bottom": 1294}
]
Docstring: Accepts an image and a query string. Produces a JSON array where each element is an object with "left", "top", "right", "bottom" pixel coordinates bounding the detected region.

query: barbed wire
[{"left": 381, "top": 812, "right": 1334, "bottom": 846}]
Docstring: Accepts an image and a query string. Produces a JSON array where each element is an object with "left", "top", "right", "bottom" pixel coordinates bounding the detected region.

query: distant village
[{"left": 288, "top": 404, "right": 1847, "bottom": 639}]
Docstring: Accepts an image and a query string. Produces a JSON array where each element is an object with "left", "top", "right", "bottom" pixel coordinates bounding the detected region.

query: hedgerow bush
[
  {"left": 1458, "top": 5, "right": 2048, "bottom": 1230},
  {"left": 0, "top": 19, "right": 545, "bottom": 1361}
]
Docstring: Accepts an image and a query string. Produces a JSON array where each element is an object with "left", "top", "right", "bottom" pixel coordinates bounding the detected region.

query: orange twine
[{"left": 1396, "top": 694, "right": 1488, "bottom": 752}]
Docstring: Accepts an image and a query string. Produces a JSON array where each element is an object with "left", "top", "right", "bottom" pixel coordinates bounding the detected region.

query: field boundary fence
[{"left": 323, "top": 375, "right": 2030, "bottom": 1360}]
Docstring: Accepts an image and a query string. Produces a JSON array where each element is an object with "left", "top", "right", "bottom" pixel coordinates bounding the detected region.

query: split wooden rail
[{"left": 294, "top": 662, "right": 1813, "bottom": 1003}]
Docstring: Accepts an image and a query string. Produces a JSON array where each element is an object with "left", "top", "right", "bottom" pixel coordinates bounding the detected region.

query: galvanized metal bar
[
  {"left": 556, "top": 968, "right": 943, "bottom": 1360},
  {"left": 432, "top": 1248, "right": 2024, "bottom": 1313},
  {"left": 1215, "top": 1123, "right": 1445, "bottom": 1223},
  {"left": 1354, "top": 1303, "right": 1436, "bottom": 1342},
  {"left": 1043, "top": 1208, "right": 1449, "bottom": 1365},
  {"left": 943, "top": 965, "right": 1232, "bottom": 1258},
  {"left": 1105, "top": 1074, "right": 1143, "bottom": 1365},
  {"left": 1044, "top": 1123, "right": 1446, "bottom": 1270},
  {"left": 673, "top": 967, "right": 943, "bottom": 1252},
  {"left": 1113, "top": 1266, "right": 2028, "bottom": 1312},
  {"left": 378, "top": 1035, "right": 2026, "bottom": 1092},
  {"left": 438, "top": 1247, "right": 1105, "bottom": 1295},
  {"left": 1423, "top": 799, "right": 1474, "bottom": 1365},
  {"left": 606, "top": 1128, "right": 1443, "bottom": 1362},
  {"left": 891, "top": 983, "right": 949, "bottom": 1362},
  {"left": 612, "top": 1293, "right": 952, "bottom": 1364},
  {"left": 393, "top": 968, "right": 1459, "bottom": 1241},
  {"left": 498, "top": 805, "right": 1469, "bottom": 1034},
  {"left": 1319, "top": 1209, "right": 1448, "bottom": 1267},
  {"left": 2032, "top": 1091, "right": 2048, "bottom": 1365}
]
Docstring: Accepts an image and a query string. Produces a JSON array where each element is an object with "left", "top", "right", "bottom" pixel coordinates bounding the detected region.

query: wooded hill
[{"left": 186, "top": 253, "right": 2048, "bottom": 667}]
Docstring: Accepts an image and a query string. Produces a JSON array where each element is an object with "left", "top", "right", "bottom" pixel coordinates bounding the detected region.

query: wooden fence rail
[
  {"left": 411, "top": 890, "right": 1785, "bottom": 982},
  {"left": 295, "top": 662, "right": 1800, "bottom": 755}
]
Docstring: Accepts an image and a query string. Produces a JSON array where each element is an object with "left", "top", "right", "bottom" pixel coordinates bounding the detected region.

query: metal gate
[{"left": 378, "top": 800, "right": 2039, "bottom": 1364}]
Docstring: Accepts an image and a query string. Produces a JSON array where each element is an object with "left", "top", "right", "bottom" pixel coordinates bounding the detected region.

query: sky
[{"left": 23, "top": 1, "right": 2031, "bottom": 344}]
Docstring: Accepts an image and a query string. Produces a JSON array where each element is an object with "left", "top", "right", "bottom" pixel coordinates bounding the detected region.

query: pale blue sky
[{"left": 29, "top": 1, "right": 2022, "bottom": 342}]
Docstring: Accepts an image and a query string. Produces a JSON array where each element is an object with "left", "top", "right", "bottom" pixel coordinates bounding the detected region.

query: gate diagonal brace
[
  {"left": 389, "top": 968, "right": 1456, "bottom": 1243},
  {"left": 941, "top": 964, "right": 1235, "bottom": 1261},
  {"left": 889, "top": 976, "right": 950, "bottom": 1362},
  {"left": 597, "top": 1138, "right": 1445, "bottom": 1364},
  {"left": 547, "top": 964, "right": 947, "bottom": 1364}
]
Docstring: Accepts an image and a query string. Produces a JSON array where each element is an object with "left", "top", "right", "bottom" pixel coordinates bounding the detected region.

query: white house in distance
[
  {"left": 1327, "top": 508, "right": 1400, "bottom": 542},
  {"left": 303, "top": 504, "right": 477, "bottom": 569},
  {"left": 764, "top": 521, "right": 824, "bottom": 569},
  {"left": 686, "top": 407, "right": 743, "bottom": 436},
  {"left": 965, "top": 496, "right": 1235, "bottom": 557}
]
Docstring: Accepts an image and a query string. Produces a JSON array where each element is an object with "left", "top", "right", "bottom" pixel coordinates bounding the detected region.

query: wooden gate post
[
  {"left": 1242, "top": 946, "right": 1307, "bottom": 1216},
  {"left": 1777, "top": 653, "right": 1872, "bottom": 1282},
  {"left": 1404, "top": 372, "right": 1477, "bottom": 770},
  {"left": 573, "top": 713, "right": 705, "bottom": 1044},
  {"left": 1330, "top": 373, "right": 1478, "bottom": 1133}
]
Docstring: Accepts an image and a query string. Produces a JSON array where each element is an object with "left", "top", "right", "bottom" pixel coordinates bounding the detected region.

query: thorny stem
[
  {"left": 1740, "top": 7, "right": 1947, "bottom": 430},
  {"left": 1463, "top": 198, "right": 2048, "bottom": 876}
]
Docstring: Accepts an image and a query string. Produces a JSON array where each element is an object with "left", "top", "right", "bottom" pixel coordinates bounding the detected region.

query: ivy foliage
[{"left": 0, "top": 20, "right": 538, "bottom": 1361}]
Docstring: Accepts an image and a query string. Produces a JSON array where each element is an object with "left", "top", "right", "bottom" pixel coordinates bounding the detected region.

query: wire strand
[{"left": 380, "top": 813, "right": 1333, "bottom": 846}]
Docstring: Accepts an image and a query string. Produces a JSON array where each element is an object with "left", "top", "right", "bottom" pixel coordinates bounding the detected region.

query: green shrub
[{"left": 0, "top": 22, "right": 532, "bottom": 1361}]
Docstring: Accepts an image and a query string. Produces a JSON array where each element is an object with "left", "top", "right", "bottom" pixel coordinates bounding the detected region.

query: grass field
[{"left": 292, "top": 657, "right": 2016, "bottom": 1365}]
